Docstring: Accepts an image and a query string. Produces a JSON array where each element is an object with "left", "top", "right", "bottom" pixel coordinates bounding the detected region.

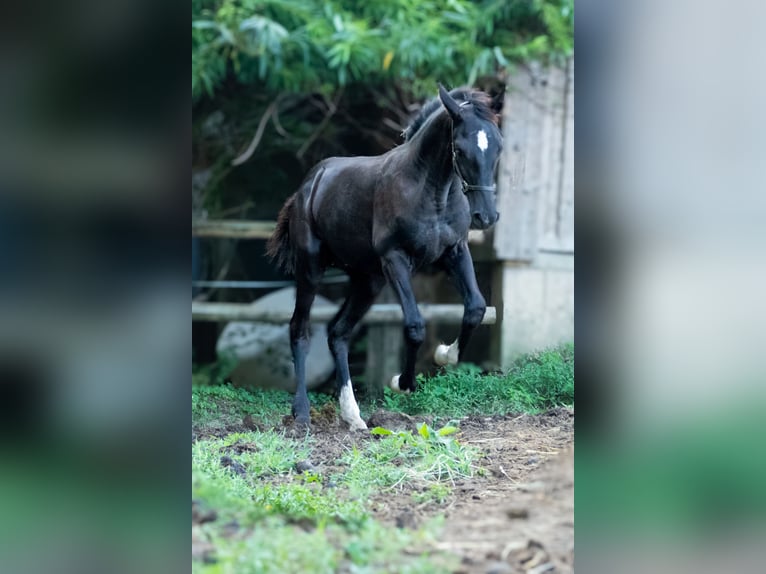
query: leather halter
[{"left": 449, "top": 114, "right": 497, "bottom": 194}]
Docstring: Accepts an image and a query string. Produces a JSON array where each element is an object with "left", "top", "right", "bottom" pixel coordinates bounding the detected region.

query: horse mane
[{"left": 403, "top": 87, "right": 497, "bottom": 141}]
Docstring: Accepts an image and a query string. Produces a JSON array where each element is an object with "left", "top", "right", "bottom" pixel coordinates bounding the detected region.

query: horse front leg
[
  {"left": 434, "top": 241, "right": 486, "bottom": 366},
  {"left": 381, "top": 251, "right": 424, "bottom": 393}
]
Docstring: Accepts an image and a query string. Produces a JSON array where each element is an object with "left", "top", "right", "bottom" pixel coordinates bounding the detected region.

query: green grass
[
  {"left": 197, "top": 515, "right": 454, "bottom": 574},
  {"left": 192, "top": 384, "right": 334, "bottom": 429},
  {"left": 192, "top": 427, "right": 469, "bottom": 572},
  {"left": 193, "top": 343, "right": 574, "bottom": 429},
  {"left": 336, "top": 423, "right": 481, "bottom": 497},
  {"left": 380, "top": 343, "right": 574, "bottom": 418},
  {"left": 192, "top": 344, "right": 573, "bottom": 572}
]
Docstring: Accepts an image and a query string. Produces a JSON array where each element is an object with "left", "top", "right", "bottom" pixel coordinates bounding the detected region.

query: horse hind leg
[
  {"left": 289, "top": 244, "right": 322, "bottom": 430},
  {"left": 327, "top": 274, "right": 385, "bottom": 430}
]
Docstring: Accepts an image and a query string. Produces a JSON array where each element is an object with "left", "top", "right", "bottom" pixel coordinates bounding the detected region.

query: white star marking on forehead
[{"left": 477, "top": 130, "right": 489, "bottom": 152}]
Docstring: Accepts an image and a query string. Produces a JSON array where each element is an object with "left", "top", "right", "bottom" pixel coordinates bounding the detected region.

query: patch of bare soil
[{"left": 442, "top": 443, "right": 574, "bottom": 574}]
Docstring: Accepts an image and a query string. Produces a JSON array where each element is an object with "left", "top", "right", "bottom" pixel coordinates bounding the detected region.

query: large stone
[{"left": 216, "top": 288, "right": 335, "bottom": 391}]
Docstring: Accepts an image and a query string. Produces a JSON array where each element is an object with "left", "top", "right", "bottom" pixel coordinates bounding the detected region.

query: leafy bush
[{"left": 192, "top": 0, "right": 574, "bottom": 100}]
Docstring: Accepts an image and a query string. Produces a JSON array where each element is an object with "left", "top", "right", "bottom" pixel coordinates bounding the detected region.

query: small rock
[
  {"left": 527, "top": 563, "right": 555, "bottom": 574},
  {"left": 520, "top": 481, "right": 545, "bottom": 492},
  {"left": 192, "top": 500, "right": 218, "bottom": 524},
  {"left": 500, "top": 540, "right": 527, "bottom": 559},
  {"left": 506, "top": 508, "right": 529, "bottom": 519},
  {"left": 395, "top": 510, "right": 417, "bottom": 529},
  {"left": 485, "top": 561, "right": 513, "bottom": 574},
  {"left": 243, "top": 414, "right": 262, "bottom": 431},
  {"left": 221, "top": 520, "right": 240, "bottom": 537},
  {"left": 295, "top": 460, "right": 316, "bottom": 473},
  {"left": 472, "top": 494, "right": 481, "bottom": 500},
  {"left": 289, "top": 517, "right": 317, "bottom": 532},
  {"left": 220, "top": 456, "right": 247, "bottom": 476}
]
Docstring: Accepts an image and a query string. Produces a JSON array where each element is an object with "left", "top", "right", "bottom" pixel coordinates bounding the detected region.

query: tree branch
[
  {"left": 230, "top": 95, "right": 284, "bottom": 166},
  {"left": 296, "top": 88, "right": 344, "bottom": 160}
]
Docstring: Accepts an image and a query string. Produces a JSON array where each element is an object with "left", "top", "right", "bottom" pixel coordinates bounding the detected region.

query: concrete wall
[
  {"left": 492, "top": 256, "right": 574, "bottom": 367},
  {"left": 492, "top": 59, "right": 574, "bottom": 367}
]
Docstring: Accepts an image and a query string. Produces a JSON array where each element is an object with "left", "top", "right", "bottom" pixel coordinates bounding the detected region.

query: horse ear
[
  {"left": 490, "top": 89, "right": 505, "bottom": 115},
  {"left": 438, "top": 83, "right": 462, "bottom": 121}
]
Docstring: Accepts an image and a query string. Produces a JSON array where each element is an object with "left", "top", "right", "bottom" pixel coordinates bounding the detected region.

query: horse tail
[{"left": 266, "top": 194, "right": 297, "bottom": 275}]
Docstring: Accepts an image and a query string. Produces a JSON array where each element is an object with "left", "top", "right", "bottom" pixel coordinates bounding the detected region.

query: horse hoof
[
  {"left": 434, "top": 342, "right": 458, "bottom": 366},
  {"left": 389, "top": 375, "right": 410, "bottom": 394},
  {"left": 293, "top": 416, "right": 311, "bottom": 432},
  {"left": 344, "top": 418, "right": 368, "bottom": 431}
]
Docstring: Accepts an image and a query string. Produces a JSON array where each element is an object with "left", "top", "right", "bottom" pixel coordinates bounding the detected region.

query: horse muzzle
[{"left": 471, "top": 210, "right": 499, "bottom": 230}]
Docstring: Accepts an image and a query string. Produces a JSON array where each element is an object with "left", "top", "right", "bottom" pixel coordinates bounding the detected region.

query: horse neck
[{"left": 410, "top": 113, "right": 454, "bottom": 192}]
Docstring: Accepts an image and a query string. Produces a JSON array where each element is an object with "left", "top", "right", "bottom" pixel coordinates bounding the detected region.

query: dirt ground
[
  {"left": 194, "top": 406, "right": 574, "bottom": 573},
  {"left": 436, "top": 412, "right": 574, "bottom": 574}
]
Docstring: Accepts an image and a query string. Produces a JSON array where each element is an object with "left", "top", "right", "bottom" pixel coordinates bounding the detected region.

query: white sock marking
[
  {"left": 339, "top": 381, "right": 367, "bottom": 430},
  {"left": 477, "top": 130, "right": 488, "bottom": 152},
  {"left": 434, "top": 339, "right": 460, "bottom": 366},
  {"left": 389, "top": 374, "right": 410, "bottom": 394}
]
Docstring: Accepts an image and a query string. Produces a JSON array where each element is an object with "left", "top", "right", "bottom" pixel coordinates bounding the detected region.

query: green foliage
[
  {"left": 192, "top": 350, "right": 238, "bottom": 386},
  {"left": 192, "top": 0, "right": 574, "bottom": 100},
  {"left": 412, "top": 483, "right": 451, "bottom": 505},
  {"left": 381, "top": 343, "right": 574, "bottom": 417},
  {"left": 338, "top": 422, "right": 480, "bottom": 496}
]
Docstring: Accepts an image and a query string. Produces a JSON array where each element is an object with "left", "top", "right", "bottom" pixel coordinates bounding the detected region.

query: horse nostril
[{"left": 472, "top": 212, "right": 491, "bottom": 227}]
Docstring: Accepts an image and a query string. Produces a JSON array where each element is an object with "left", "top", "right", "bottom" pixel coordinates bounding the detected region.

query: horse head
[{"left": 438, "top": 84, "right": 503, "bottom": 230}]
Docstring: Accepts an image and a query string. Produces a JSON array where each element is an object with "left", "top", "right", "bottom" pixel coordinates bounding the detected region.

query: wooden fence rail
[
  {"left": 192, "top": 302, "right": 496, "bottom": 325},
  {"left": 192, "top": 220, "right": 275, "bottom": 239},
  {"left": 192, "top": 219, "right": 487, "bottom": 244}
]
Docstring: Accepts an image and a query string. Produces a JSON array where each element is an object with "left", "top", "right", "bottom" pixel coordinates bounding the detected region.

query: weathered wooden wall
[{"left": 492, "top": 59, "right": 574, "bottom": 368}]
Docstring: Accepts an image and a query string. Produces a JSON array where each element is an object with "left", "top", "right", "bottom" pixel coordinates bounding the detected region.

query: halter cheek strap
[{"left": 450, "top": 125, "right": 497, "bottom": 194}]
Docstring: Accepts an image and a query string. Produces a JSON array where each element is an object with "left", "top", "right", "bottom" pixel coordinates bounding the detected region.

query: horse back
[{"left": 296, "top": 155, "right": 385, "bottom": 272}]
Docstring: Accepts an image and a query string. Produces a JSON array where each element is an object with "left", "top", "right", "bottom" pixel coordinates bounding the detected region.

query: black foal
[{"left": 267, "top": 84, "right": 502, "bottom": 430}]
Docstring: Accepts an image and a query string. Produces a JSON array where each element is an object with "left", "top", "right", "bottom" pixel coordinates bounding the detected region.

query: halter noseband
[{"left": 450, "top": 114, "right": 497, "bottom": 194}]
